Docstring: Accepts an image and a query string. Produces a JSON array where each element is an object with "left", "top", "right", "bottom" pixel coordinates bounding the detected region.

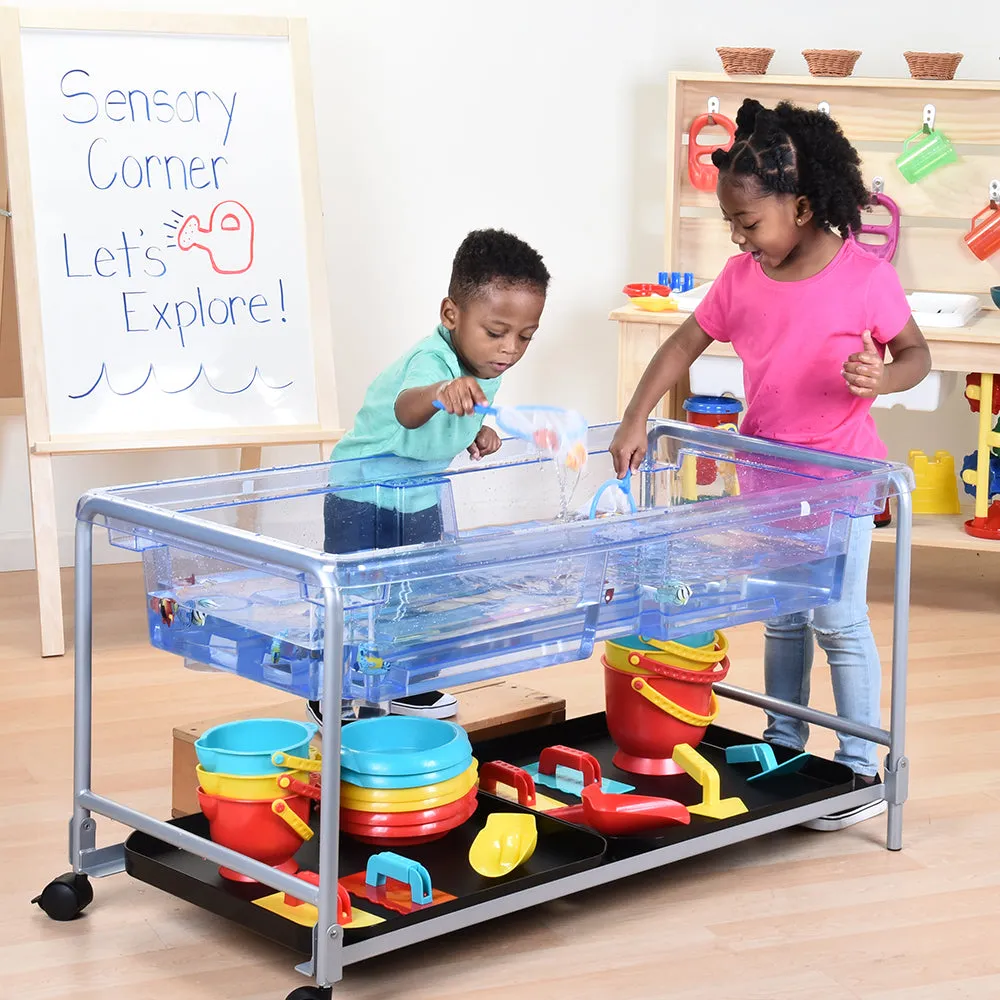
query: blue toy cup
[{"left": 195, "top": 718, "right": 317, "bottom": 775}]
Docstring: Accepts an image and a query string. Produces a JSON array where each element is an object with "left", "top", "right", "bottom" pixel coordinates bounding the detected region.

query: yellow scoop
[
  {"left": 672, "top": 743, "right": 747, "bottom": 820},
  {"left": 468, "top": 814, "right": 538, "bottom": 878}
]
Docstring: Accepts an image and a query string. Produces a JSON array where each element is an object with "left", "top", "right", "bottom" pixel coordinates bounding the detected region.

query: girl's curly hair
[{"left": 711, "top": 98, "right": 869, "bottom": 238}]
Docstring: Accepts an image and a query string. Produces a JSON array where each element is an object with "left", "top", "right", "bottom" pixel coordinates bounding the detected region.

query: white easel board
[{"left": 0, "top": 9, "right": 340, "bottom": 655}]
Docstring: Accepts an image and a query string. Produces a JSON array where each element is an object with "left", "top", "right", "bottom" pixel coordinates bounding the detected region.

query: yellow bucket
[
  {"left": 340, "top": 760, "right": 478, "bottom": 812},
  {"left": 604, "top": 631, "right": 728, "bottom": 674},
  {"left": 196, "top": 764, "right": 311, "bottom": 801}
]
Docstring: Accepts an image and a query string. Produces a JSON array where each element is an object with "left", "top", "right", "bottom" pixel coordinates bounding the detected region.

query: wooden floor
[{"left": 3, "top": 548, "right": 1000, "bottom": 1000}]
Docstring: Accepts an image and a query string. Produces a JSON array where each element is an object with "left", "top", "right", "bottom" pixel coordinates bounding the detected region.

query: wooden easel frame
[{"left": 0, "top": 9, "right": 341, "bottom": 656}]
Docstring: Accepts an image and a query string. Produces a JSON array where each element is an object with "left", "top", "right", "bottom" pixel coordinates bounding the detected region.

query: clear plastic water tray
[{"left": 78, "top": 420, "right": 912, "bottom": 703}]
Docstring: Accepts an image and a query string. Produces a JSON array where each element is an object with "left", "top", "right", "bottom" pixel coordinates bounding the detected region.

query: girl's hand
[
  {"left": 609, "top": 415, "right": 648, "bottom": 478},
  {"left": 843, "top": 330, "right": 885, "bottom": 398},
  {"left": 435, "top": 376, "right": 487, "bottom": 415},
  {"left": 468, "top": 425, "right": 501, "bottom": 461}
]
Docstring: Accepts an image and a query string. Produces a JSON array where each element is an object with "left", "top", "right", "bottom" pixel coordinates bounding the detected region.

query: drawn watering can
[
  {"left": 895, "top": 104, "right": 957, "bottom": 184},
  {"left": 963, "top": 181, "right": 1000, "bottom": 261},
  {"left": 849, "top": 177, "right": 900, "bottom": 262},
  {"left": 177, "top": 200, "right": 255, "bottom": 274},
  {"left": 687, "top": 97, "right": 736, "bottom": 193}
]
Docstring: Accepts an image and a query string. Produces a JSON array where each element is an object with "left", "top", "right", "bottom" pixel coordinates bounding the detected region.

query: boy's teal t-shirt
[{"left": 331, "top": 326, "right": 501, "bottom": 510}]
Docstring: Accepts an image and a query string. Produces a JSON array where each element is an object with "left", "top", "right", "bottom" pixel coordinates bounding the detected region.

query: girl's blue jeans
[{"left": 763, "top": 516, "right": 881, "bottom": 777}]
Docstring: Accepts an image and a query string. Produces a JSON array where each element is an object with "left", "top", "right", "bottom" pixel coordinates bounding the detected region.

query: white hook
[
  {"left": 708, "top": 96, "right": 720, "bottom": 117},
  {"left": 872, "top": 176, "right": 885, "bottom": 195},
  {"left": 818, "top": 101, "right": 830, "bottom": 116},
  {"left": 991, "top": 179, "right": 1000, "bottom": 204},
  {"left": 923, "top": 104, "right": 936, "bottom": 131}
]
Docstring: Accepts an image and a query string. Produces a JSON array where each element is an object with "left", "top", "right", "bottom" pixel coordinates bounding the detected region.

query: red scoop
[{"left": 549, "top": 784, "right": 690, "bottom": 835}]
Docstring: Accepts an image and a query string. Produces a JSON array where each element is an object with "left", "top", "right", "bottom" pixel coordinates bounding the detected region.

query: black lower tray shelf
[
  {"left": 124, "top": 794, "right": 606, "bottom": 954},
  {"left": 474, "top": 714, "right": 857, "bottom": 859},
  {"left": 124, "top": 714, "right": 855, "bottom": 955}
]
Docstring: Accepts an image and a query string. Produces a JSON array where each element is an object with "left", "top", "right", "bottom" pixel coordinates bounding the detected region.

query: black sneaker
[
  {"left": 306, "top": 700, "right": 366, "bottom": 730},
  {"left": 801, "top": 772, "right": 887, "bottom": 831},
  {"left": 389, "top": 690, "right": 458, "bottom": 719}
]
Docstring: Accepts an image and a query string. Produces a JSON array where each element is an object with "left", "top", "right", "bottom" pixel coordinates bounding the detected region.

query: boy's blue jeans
[{"left": 762, "top": 516, "right": 881, "bottom": 777}]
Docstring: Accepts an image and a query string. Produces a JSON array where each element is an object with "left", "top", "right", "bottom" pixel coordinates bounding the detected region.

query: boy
[{"left": 311, "top": 228, "right": 549, "bottom": 726}]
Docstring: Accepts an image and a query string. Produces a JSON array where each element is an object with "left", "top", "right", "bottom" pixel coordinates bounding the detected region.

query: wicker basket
[
  {"left": 903, "top": 51, "right": 963, "bottom": 80},
  {"left": 802, "top": 49, "right": 861, "bottom": 77},
  {"left": 716, "top": 47, "right": 774, "bottom": 75}
]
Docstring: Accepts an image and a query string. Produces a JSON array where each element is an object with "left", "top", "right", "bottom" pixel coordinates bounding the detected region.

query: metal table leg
[
  {"left": 69, "top": 518, "right": 114, "bottom": 874},
  {"left": 885, "top": 480, "right": 913, "bottom": 851},
  {"left": 299, "top": 579, "right": 346, "bottom": 989}
]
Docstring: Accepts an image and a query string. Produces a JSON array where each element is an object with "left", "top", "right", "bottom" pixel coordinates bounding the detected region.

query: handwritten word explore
[
  {"left": 61, "top": 70, "right": 237, "bottom": 145},
  {"left": 122, "top": 279, "right": 287, "bottom": 347}
]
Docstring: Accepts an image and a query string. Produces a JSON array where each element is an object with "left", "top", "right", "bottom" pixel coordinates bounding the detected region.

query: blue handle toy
[{"left": 365, "top": 852, "right": 433, "bottom": 905}]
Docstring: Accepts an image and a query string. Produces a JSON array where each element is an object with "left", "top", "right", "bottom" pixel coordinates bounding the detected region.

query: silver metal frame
[{"left": 66, "top": 459, "right": 912, "bottom": 992}]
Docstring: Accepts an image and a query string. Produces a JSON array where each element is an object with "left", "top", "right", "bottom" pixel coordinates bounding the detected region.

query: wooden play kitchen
[
  {"left": 33, "top": 418, "right": 915, "bottom": 999},
  {"left": 614, "top": 71, "right": 1000, "bottom": 550}
]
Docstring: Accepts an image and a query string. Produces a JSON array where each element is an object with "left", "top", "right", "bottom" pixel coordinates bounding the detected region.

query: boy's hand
[
  {"left": 468, "top": 425, "right": 501, "bottom": 461},
  {"left": 843, "top": 330, "right": 885, "bottom": 398},
  {"left": 436, "top": 376, "right": 487, "bottom": 415},
  {"left": 609, "top": 415, "right": 648, "bottom": 478}
]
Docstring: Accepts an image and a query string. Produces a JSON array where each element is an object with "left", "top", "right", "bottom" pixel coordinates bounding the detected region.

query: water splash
[{"left": 553, "top": 460, "right": 583, "bottom": 521}]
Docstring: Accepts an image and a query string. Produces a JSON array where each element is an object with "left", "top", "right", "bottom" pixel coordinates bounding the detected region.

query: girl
[{"left": 610, "top": 98, "right": 931, "bottom": 830}]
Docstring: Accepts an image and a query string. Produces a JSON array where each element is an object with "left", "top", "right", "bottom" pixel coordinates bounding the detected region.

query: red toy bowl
[
  {"left": 341, "top": 792, "right": 478, "bottom": 845},
  {"left": 623, "top": 283, "right": 672, "bottom": 298},
  {"left": 197, "top": 787, "right": 311, "bottom": 882},
  {"left": 340, "top": 785, "right": 478, "bottom": 828},
  {"left": 603, "top": 653, "right": 730, "bottom": 775}
]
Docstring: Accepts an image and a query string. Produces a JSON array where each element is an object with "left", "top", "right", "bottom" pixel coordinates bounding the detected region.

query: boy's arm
[
  {"left": 609, "top": 316, "right": 713, "bottom": 476},
  {"left": 394, "top": 382, "right": 447, "bottom": 429},
  {"left": 395, "top": 376, "right": 487, "bottom": 429}
]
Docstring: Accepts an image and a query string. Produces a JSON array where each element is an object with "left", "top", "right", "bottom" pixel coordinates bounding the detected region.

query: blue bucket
[{"left": 195, "top": 718, "right": 316, "bottom": 775}]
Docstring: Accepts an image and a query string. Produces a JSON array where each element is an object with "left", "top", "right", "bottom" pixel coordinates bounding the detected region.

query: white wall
[{"left": 0, "top": 0, "right": 992, "bottom": 569}]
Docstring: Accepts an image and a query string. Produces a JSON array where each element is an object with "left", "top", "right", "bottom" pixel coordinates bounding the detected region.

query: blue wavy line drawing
[{"left": 69, "top": 363, "right": 294, "bottom": 399}]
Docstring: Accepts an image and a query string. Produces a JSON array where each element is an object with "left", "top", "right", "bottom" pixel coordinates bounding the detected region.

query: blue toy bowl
[
  {"left": 672, "top": 630, "right": 716, "bottom": 648},
  {"left": 340, "top": 755, "right": 474, "bottom": 789},
  {"left": 195, "top": 718, "right": 316, "bottom": 775},
  {"left": 340, "top": 717, "right": 471, "bottom": 776},
  {"left": 613, "top": 632, "right": 717, "bottom": 652},
  {"left": 991, "top": 286, "right": 1000, "bottom": 309}
]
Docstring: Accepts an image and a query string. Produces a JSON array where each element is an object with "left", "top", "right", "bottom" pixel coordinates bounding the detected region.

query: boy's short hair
[{"left": 448, "top": 228, "right": 550, "bottom": 305}]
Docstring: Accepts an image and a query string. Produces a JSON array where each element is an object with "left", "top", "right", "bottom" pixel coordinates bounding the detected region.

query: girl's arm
[
  {"left": 843, "top": 319, "right": 932, "bottom": 398},
  {"left": 609, "top": 316, "right": 713, "bottom": 476}
]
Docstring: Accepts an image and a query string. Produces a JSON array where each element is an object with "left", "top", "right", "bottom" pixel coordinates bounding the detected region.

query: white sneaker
[{"left": 801, "top": 773, "right": 886, "bottom": 831}]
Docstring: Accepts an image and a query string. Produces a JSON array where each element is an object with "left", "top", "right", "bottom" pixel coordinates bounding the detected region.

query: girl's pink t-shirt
[{"left": 694, "top": 239, "right": 912, "bottom": 460}]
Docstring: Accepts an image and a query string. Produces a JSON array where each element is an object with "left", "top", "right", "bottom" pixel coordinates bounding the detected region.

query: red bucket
[
  {"left": 197, "top": 787, "right": 311, "bottom": 881},
  {"left": 603, "top": 653, "right": 729, "bottom": 775}
]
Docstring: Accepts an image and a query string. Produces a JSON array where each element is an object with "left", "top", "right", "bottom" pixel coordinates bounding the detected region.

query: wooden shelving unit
[{"left": 612, "top": 71, "right": 1000, "bottom": 553}]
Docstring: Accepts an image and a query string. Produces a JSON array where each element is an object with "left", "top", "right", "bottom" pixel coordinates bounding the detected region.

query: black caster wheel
[
  {"left": 285, "top": 987, "right": 331, "bottom": 1000},
  {"left": 31, "top": 872, "right": 94, "bottom": 921}
]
